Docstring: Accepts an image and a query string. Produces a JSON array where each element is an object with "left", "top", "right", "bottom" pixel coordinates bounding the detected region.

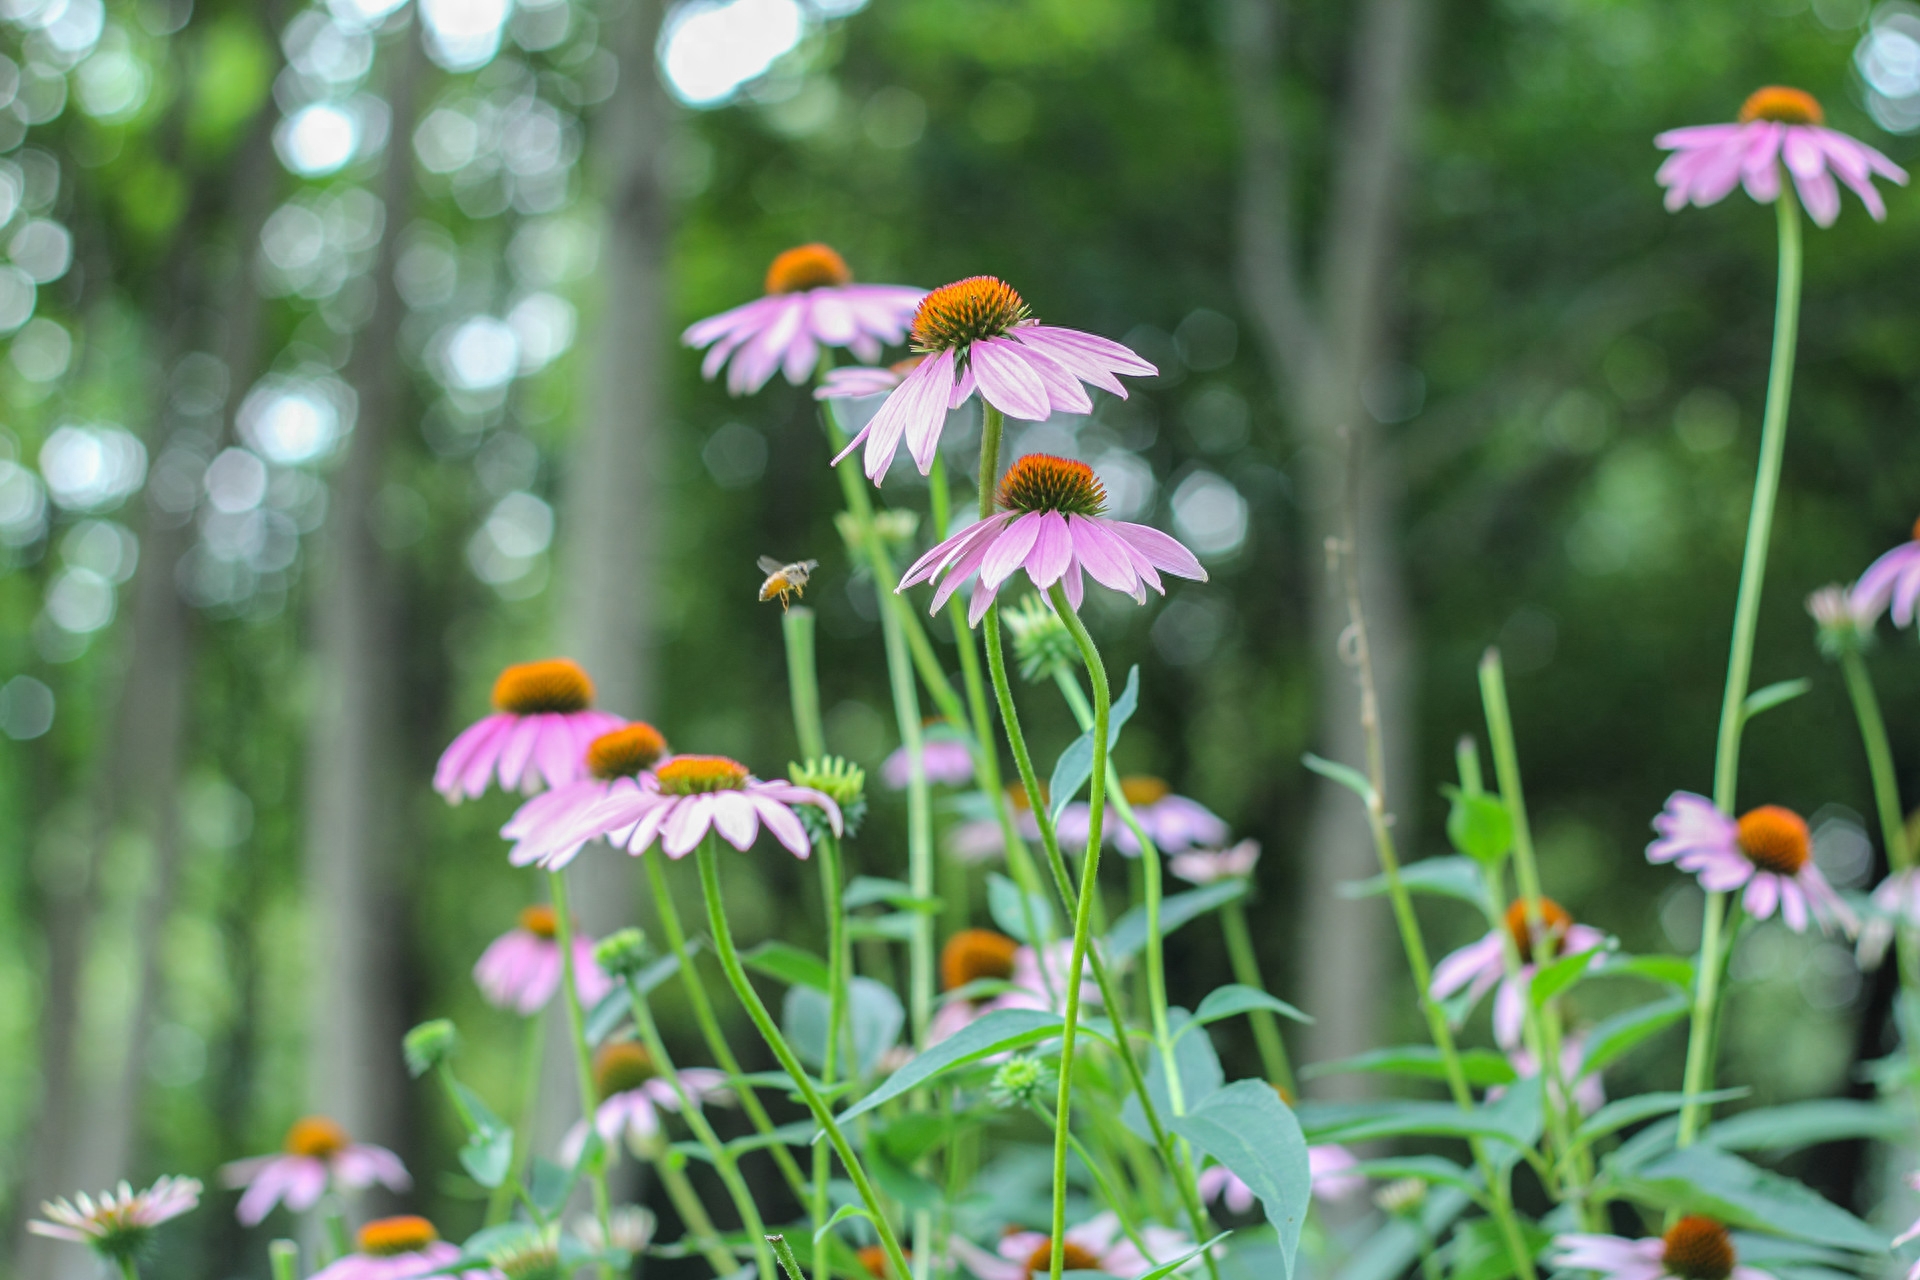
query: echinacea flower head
[
  {"left": 1852, "top": 517, "right": 1920, "bottom": 629},
  {"left": 312, "top": 1216, "right": 499, "bottom": 1280},
  {"left": 1857, "top": 868, "right": 1920, "bottom": 968},
  {"left": 1431, "top": 896, "right": 1607, "bottom": 1048},
  {"left": 1056, "top": 776, "right": 1230, "bottom": 856},
  {"left": 559, "top": 1042, "right": 732, "bottom": 1164},
  {"left": 953, "top": 1212, "right": 1199, "bottom": 1279},
  {"left": 899, "top": 454, "right": 1207, "bottom": 625},
  {"left": 682, "top": 243, "right": 923, "bottom": 395},
  {"left": 1806, "top": 583, "right": 1879, "bottom": 658},
  {"left": 220, "top": 1116, "right": 410, "bottom": 1226},
  {"left": 473, "top": 905, "right": 614, "bottom": 1016},
  {"left": 501, "top": 722, "right": 670, "bottom": 869},
  {"left": 436, "top": 659, "right": 624, "bottom": 803},
  {"left": 1656, "top": 86, "right": 1907, "bottom": 227},
  {"left": 883, "top": 726, "right": 975, "bottom": 790},
  {"left": 29, "top": 1176, "right": 201, "bottom": 1261},
  {"left": 1648, "top": 794, "right": 1855, "bottom": 935},
  {"left": 833, "top": 276, "right": 1155, "bottom": 480},
  {"left": 931, "top": 934, "right": 1099, "bottom": 1044},
  {"left": 1550, "top": 1217, "right": 1769, "bottom": 1280},
  {"left": 1169, "top": 839, "right": 1261, "bottom": 886}
]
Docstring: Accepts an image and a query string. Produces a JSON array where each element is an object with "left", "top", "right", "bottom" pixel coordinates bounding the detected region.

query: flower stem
[
  {"left": 1029, "top": 1097, "right": 1158, "bottom": 1262},
  {"left": 545, "top": 870, "right": 615, "bottom": 1278},
  {"left": 695, "top": 837, "right": 914, "bottom": 1280},
  {"left": 1842, "top": 649, "right": 1913, "bottom": 874},
  {"left": 768, "top": 1233, "right": 808, "bottom": 1280},
  {"left": 268, "top": 1239, "right": 300, "bottom": 1280},
  {"left": 486, "top": 1011, "right": 547, "bottom": 1226},
  {"left": 118, "top": 1255, "right": 140, "bottom": 1280},
  {"left": 639, "top": 851, "right": 812, "bottom": 1201},
  {"left": 1219, "top": 898, "right": 1295, "bottom": 1092},
  {"left": 1682, "top": 184, "right": 1804, "bottom": 1149},
  {"left": 814, "top": 829, "right": 851, "bottom": 1241},
  {"left": 783, "top": 606, "right": 827, "bottom": 762}
]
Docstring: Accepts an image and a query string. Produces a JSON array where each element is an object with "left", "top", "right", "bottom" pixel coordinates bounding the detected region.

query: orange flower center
[
  {"left": 283, "top": 1115, "right": 350, "bottom": 1159},
  {"left": 1736, "top": 805, "right": 1810, "bottom": 875},
  {"left": 911, "top": 276, "right": 1031, "bottom": 352},
  {"left": 998, "top": 454, "right": 1108, "bottom": 517},
  {"left": 492, "top": 658, "right": 595, "bottom": 715},
  {"left": 1121, "top": 776, "right": 1171, "bottom": 807},
  {"left": 1910, "top": 513, "right": 1920, "bottom": 543},
  {"left": 518, "top": 904, "right": 559, "bottom": 939},
  {"left": 358, "top": 1215, "right": 438, "bottom": 1257},
  {"left": 1503, "top": 897, "right": 1576, "bottom": 964},
  {"left": 655, "top": 755, "right": 750, "bottom": 795},
  {"left": 765, "top": 243, "right": 853, "bottom": 294},
  {"left": 594, "top": 1042, "right": 658, "bottom": 1099},
  {"left": 588, "top": 723, "right": 668, "bottom": 780},
  {"left": 1662, "top": 1216, "right": 1735, "bottom": 1280},
  {"left": 1738, "top": 86, "right": 1823, "bottom": 125},
  {"left": 1026, "top": 1241, "right": 1104, "bottom": 1273},
  {"left": 1007, "top": 782, "right": 1047, "bottom": 811},
  {"left": 941, "top": 929, "right": 1021, "bottom": 990},
  {"left": 858, "top": 1244, "right": 909, "bottom": 1277}
]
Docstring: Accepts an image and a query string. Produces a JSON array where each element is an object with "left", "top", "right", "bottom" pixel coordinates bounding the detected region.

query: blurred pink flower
[
  {"left": 1648, "top": 794, "right": 1853, "bottom": 935},
  {"left": 500, "top": 723, "right": 669, "bottom": 868},
  {"left": 1656, "top": 86, "right": 1906, "bottom": 227},
  {"left": 1858, "top": 869, "right": 1920, "bottom": 968},
  {"left": 883, "top": 732, "right": 975, "bottom": 789},
  {"left": 1430, "top": 897, "right": 1606, "bottom": 1048},
  {"left": 682, "top": 243, "right": 923, "bottom": 395},
  {"left": 1551, "top": 1218, "right": 1766, "bottom": 1280},
  {"left": 833, "top": 275, "right": 1155, "bottom": 481},
  {"left": 29, "top": 1177, "right": 201, "bottom": 1260},
  {"left": 1853, "top": 519, "right": 1920, "bottom": 628},
  {"left": 1503, "top": 1033, "right": 1605, "bottom": 1118},
  {"left": 220, "top": 1117, "right": 408, "bottom": 1226},
  {"left": 435, "top": 659, "right": 622, "bottom": 802},
  {"left": 560, "top": 1043, "right": 732, "bottom": 1164},
  {"left": 952, "top": 1212, "right": 1197, "bottom": 1280},
  {"left": 817, "top": 355, "right": 919, "bottom": 400},
  {"left": 1056, "top": 777, "right": 1229, "bottom": 857},
  {"left": 1169, "top": 839, "right": 1261, "bottom": 886},
  {"left": 1199, "top": 1144, "right": 1365, "bottom": 1212},
  {"left": 473, "top": 905, "right": 613, "bottom": 1015},
  {"left": 930, "top": 934, "right": 1099, "bottom": 1045},
  {"left": 312, "top": 1217, "right": 499, "bottom": 1280},
  {"left": 899, "top": 454, "right": 1206, "bottom": 626}
]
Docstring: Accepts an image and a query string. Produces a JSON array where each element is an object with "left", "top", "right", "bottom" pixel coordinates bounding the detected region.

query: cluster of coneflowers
[{"left": 33, "top": 82, "right": 1920, "bottom": 1280}]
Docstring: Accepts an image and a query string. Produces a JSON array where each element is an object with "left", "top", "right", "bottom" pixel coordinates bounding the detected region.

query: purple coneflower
[
  {"left": 1656, "top": 86, "right": 1906, "bottom": 227},
  {"left": 1056, "top": 776, "right": 1229, "bottom": 856},
  {"left": 899, "top": 454, "right": 1206, "bottom": 625},
  {"left": 473, "top": 905, "right": 613, "bottom": 1016},
  {"left": 1858, "top": 869, "right": 1920, "bottom": 968},
  {"left": 501, "top": 722, "right": 669, "bottom": 869},
  {"left": 1648, "top": 795, "right": 1853, "bottom": 934},
  {"left": 559, "top": 1042, "right": 733, "bottom": 1165},
  {"left": 29, "top": 1177, "right": 201, "bottom": 1262},
  {"left": 951, "top": 1212, "right": 1198, "bottom": 1280},
  {"left": 883, "top": 726, "right": 975, "bottom": 790},
  {"left": 1430, "top": 897, "right": 1606, "bottom": 1049},
  {"left": 682, "top": 244, "right": 922, "bottom": 395},
  {"left": 1551, "top": 1217, "right": 1767, "bottom": 1280},
  {"left": 312, "top": 1217, "right": 498, "bottom": 1280},
  {"left": 833, "top": 276, "right": 1155, "bottom": 480},
  {"left": 220, "top": 1116, "right": 409, "bottom": 1226},
  {"left": 1853, "top": 518, "right": 1920, "bottom": 629},
  {"left": 1168, "top": 839, "right": 1261, "bottom": 886},
  {"left": 817, "top": 354, "right": 920, "bottom": 401},
  {"left": 435, "top": 659, "right": 623, "bottom": 803},
  {"left": 929, "top": 929, "right": 1099, "bottom": 1045}
]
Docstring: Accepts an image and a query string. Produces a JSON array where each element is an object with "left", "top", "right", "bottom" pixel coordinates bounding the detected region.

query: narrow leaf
[
  {"left": 1170, "top": 1081, "right": 1311, "bottom": 1280},
  {"left": 1048, "top": 666, "right": 1141, "bottom": 819},
  {"left": 1577, "top": 1090, "right": 1749, "bottom": 1147},
  {"left": 1183, "top": 984, "right": 1313, "bottom": 1034},
  {"left": 1744, "top": 678, "right": 1812, "bottom": 721},
  {"left": 841, "top": 1008, "right": 1064, "bottom": 1122},
  {"left": 1106, "top": 880, "right": 1248, "bottom": 962},
  {"left": 1303, "top": 753, "right": 1375, "bottom": 805},
  {"left": 1338, "top": 856, "right": 1484, "bottom": 907},
  {"left": 744, "top": 942, "right": 832, "bottom": 992},
  {"left": 1302, "top": 1044, "right": 1515, "bottom": 1088},
  {"left": 1581, "top": 994, "right": 1689, "bottom": 1075}
]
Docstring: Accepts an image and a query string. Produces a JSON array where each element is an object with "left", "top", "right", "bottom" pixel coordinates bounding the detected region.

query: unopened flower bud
[
  {"left": 1374, "top": 1177, "right": 1426, "bottom": 1217},
  {"left": 403, "top": 1020, "right": 458, "bottom": 1078},
  {"left": 594, "top": 929, "right": 650, "bottom": 979},
  {"left": 790, "top": 756, "right": 868, "bottom": 838},
  {"left": 988, "top": 1055, "right": 1053, "bottom": 1108},
  {"left": 1005, "top": 594, "right": 1076, "bottom": 682}
]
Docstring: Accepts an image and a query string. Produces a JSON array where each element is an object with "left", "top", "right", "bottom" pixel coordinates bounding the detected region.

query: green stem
[
  {"left": 118, "top": 1256, "right": 140, "bottom": 1280},
  {"left": 268, "top": 1240, "right": 300, "bottom": 1280},
  {"left": 815, "top": 830, "right": 851, "bottom": 1242},
  {"left": 783, "top": 607, "right": 827, "bottom": 762},
  {"left": 640, "top": 852, "right": 813, "bottom": 1201},
  {"left": 768, "top": 1234, "right": 808, "bottom": 1280},
  {"left": 1842, "top": 649, "right": 1913, "bottom": 873},
  {"left": 1219, "top": 898, "right": 1295, "bottom": 1092},
  {"left": 487, "top": 1013, "right": 546, "bottom": 1226},
  {"left": 545, "top": 872, "right": 615, "bottom": 1279},
  {"left": 648, "top": 1139, "right": 739, "bottom": 1277},
  {"left": 1031, "top": 1098, "right": 1157, "bottom": 1263},
  {"left": 1682, "top": 184, "right": 1804, "bottom": 1149},
  {"left": 696, "top": 838, "right": 914, "bottom": 1280}
]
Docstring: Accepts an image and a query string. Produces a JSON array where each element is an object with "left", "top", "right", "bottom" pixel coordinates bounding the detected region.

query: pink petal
[
  {"left": 1023, "top": 512, "right": 1074, "bottom": 590},
  {"left": 751, "top": 794, "right": 814, "bottom": 858},
  {"left": 979, "top": 511, "right": 1047, "bottom": 589},
  {"left": 1109, "top": 521, "right": 1208, "bottom": 581},
  {"left": 970, "top": 338, "right": 1053, "bottom": 421},
  {"left": 661, "top": 797, "right": 714, "bottom": 857}
]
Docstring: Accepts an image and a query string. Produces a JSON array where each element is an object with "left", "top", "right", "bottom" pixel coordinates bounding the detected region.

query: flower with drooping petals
[
  {"left": 501, "top": 722, "right": 670, "bottom": 868},
  {"left": 1550, "top": 1217, "right": 1768, "bottom": 1280},
  {"left": 930, "top": 931, "right": 1100, "bottom": 1044},
  {"left": 1648, "top": 794, "right": 1854, "bottom": 935},
  {"left": 220, "top": 1116, "right": 410, "bottom": 1226},
  {"left": 521, "top": 754, "right": 841, "bottom": 867},
  {"left": 683, "top": 244, "right": 923, "bottom": 395},
  {"left": 899, "top": 454, "right": 1207, "bottom": 625},
  {"left": 29, "top": 1177, "right": 201, "bottom": 1262},
  {"left": 883, "top": 725, "right": 975, "bottom": 790},
  {"left": 1656, "top": 86, "right": 1906, "bottom": 227},
  {"left": 833, "top": 276, "right": 1156, "bottom": 480},
  {"left": 436, "top": 659, "right": 624, "bottom": 803},
  {"left": 312, "top": 1216, "right": 501, "bottom": 1280},
  {"left": 559, "top": 1042, "right": 733, "bottom": 1165},
  {"left": 952, "top": 1212, "right": 1201, "bottom": 1279},
  {"left": 1430, "top": 897, "right": 1607, "bottom": 1048},
  {"left": 1169, "top": 839, "right": 1261, "bottom": 886},
  {"left": 473, "top": 905, "right": 614, "bottom": 1015},
  {"left": 1857, "top": 869, "right": 1920, "bottom": 968},
  {"left": 1056, "top": 776, "right": 1229, "bottom": 857},
  {"left": 1853, "top": 518, "right": 1920, "bottom": 629},
  {"left": 817, "top": 354, "right": 922, "bottom": 401}
]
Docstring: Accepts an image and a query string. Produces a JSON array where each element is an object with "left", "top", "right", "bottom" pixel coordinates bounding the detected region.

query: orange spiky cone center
[
  {"left": 1121, "top": 776, "right": 1171, "bottom": 807},
  {"left": 765, "top": 243, "right": 853, "bottom": 294},
  {"left": 997, "top": 454, "right": 1108, "bottom": 517},
  {"left": 1739, "top": 86, "right": 1823, "bottom": 125},
  {"left": 593, "top": 1042, "right": 658, "bottom": 1099},
  {"left": 1503, "top": 896, "right": 1575, "bottom": 963},
  {"left": 492, "top": 658, "right": 594, "bottom": 714},
  {"left": 942, "top": 929, "right": 1021, "bottom": 990},
  {"left": 655, "top": 755, "right": 750, "bottom": 795},
  {"left": 1661, "top": 1216, "right": 1735, "bottom": 1280},
  {"left": 518, "top": 904, "right": 559, "bottom": 939},
  {"left": 1736, "top": 805, "right": 1810, "bottom": 875},
  {"left": 911, "top": 276, "right": 1030, "bottom": 351},
  {"left": 358, "top": 1215, "right": 438, "bottom": 1257},
  {"left": 284, "top": 1115, "right": 350, "bottom": 1159},
  {"left": 588, "top": 723, "right": 668, "bottom": 780},
  {"left": 1026, "top": 1241, "right": 1104, "bottom": 1273}
]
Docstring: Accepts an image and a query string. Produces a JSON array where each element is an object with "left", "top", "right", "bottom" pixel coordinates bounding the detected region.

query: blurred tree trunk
[
  {"left": 304, "top": 27, "right": 426, "bottom": 1162},
  {"left": 1226, "top": 0, "right": 1428, "bottom": 1093},
  {"left": 538, "top": 0, "right": 671, "bottom": 1149}
]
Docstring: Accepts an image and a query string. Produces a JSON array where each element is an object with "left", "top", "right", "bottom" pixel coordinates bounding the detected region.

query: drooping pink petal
[
  {"left": 833, "top": 349, "right": 954, "bottom": 480},
  {"left": 1109, "top": 521, "right": 1208, "bottom": 581},
  {"left": 966, "top": 575, "right": 1004, "bottom": 627},
  {"left": 750, "top": 794, "right": 814, "bottom": 858},
  {"left": 1783, "top": 127, "right": 1841, "bottom": 227},
  {"left": 707, "top": 790, "right": 760, "bottom": 851},
  {"left": 1023, "top": 512, "right": 1074, "bottom": 590},
  {"left": 1067, "top": 516, "right": 1145, "bottom": 595},
  {"left": 979, "top": 511, "right": 1048, "bottom": 589},
  {"left": 661, "top": 797, "right": 716, "bottom": 857},
  {"left": 970, "top": 338, "right": 1053, "bottom": 421}
]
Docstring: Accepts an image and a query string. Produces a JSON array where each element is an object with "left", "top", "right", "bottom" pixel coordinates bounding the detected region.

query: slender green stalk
[
  {"left": 768, "top": 1234, "right": 808, "bottom": 1280},
  {"left": 638, "top": 852, "right": 813, "bottom": 1201},
  {"left": 1219, "top": 899, "right": 1295, "bottom": 1091},
  {"left": 695, "top": 838, "right": 914, "bottom": 1280},
  {"left": 783, "top": 607, "right": 827, "bottom": 762},
  {"left": 118, "top": 1257, "right": 139, "bottom": 1280},
  {"left": 268, "top": 1239, "right": 300, "bottom": 1280},
  {"left": 1842, "top": 650, "right": 1913, "bottom": 874},
  {"left": 485, "top": 1013, "right": 545, "bottom": 1226},
  {"left": 543, "top": 872, "right": 614, "bottom": 1279},
  {"left": 882, "top": 599, "right": 936, "bottom": 1049},
  {"left": 1031, "top": 1098, "right": 1157, "bottom": 1261},
  {"left": 647, "top": 1139, "right": 740, "bottom": 1277},
  {"left": 319, "top": 1200, "right": 350, "bottom": 1264},
  {"left": 1681, "top": 184, "right": 1805, "bottom": 1149},
  {"left": 814, "top": 830, "right": 851, "bottom": 1244}
]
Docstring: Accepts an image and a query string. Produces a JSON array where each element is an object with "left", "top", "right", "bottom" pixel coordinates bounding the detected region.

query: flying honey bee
[{"left": 757, "top": 556, "right": 819, "bottom": 609}]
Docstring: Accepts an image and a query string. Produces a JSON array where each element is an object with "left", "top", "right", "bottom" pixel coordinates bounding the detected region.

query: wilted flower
[
  {"left": 1431, "top": 897, "right": 1607, "bottom": 1048},
  {"left": 559, "top": 1042, "right": 733, "bottom": 1165},
  {"left": 28, "top": 1177, "right": 201, "bottom": 1262},
  {"left": 952, "top": 1212, "right": 1200, "bottom": 1279},
  {"left": 435, "top": 659, "right": 624, "bottom": 803},
  {"left": 1168, "top": 839, "right": 1261, "bottom": 886},
  {"left": 312, "top": 1216, "right": 497, "bottom": 1280},
  {"left": 1648, "top": 795, "right": 1854, "bottom": 935},
  {"left": 1055, "top": 777, "right": 1229, "bottom": 857},
  {"left": 473, "top": 905, "right": 614, "bottom": 1016},
  {"left": 1853, "top": 518, "right": 1920, "bottom": 630},
  {"left": 1655, "top": 86, "right": 1906, "bottom": 227},
  {"left": 1550, "top": 1217, "right": 1767, "bottom": 1280},
  {"left": 1807, "top": 583, "right": 1878, "bottom": 658},
  {"left": 220, "top": 1116, "right": 409, "bottom": 1226}
]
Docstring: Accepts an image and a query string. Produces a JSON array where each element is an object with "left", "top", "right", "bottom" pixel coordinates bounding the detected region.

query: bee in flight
[{"left": 757, "top": 556, "right": 819, "bottom": 609}]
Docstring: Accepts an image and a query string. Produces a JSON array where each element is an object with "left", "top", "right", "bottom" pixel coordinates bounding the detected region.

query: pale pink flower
[
  {"left": 1858, "top": 869, "right": 1920, "bottom": 968},
  {"left": 500, "top": 722, "right": 669, "bottom": 868},
  {"left": 517, "top": 754, "right": 841, "bottom": 868},
  {"left": 816, "top": 355, "right": 917, "bottom": 400},
  {"left": 1648, "top": 794, "right": 1854, "bottom": 935},
  {"left": 29, "top": 1177, "right": 200, "bottom": 1260},
  {"left": 220, "top": 1117, "right": 409, "bottom": 1226},
  {"left": 952, "top": 1212, "right": 1199, "bottom": 1279},
  {"left": 312, "top": 1217, "right": 500, "bottom": 1280},
  {"left": 1430, "top": 897, "right": 1607, "bottom": 1049},
  {"left": 473, "top": 905, "right": 613, "bottom": 1015},
  {"left": 833, "top": 275, "right": 1155, "bottom": 481},
  {"left": 1502, "top": 1033, "right": 1605, "bottom": 1118},
  {"left": 883, "top": 731, "right": 975, "bottom": 789},
  {"left": 1853, "top": 519, "right": 1920, "bottom": 628},
  {"left": 1199, "top": 1145, "right": 1365, "bottom": 1212},
  {"left": 931, "top": 933, "right": 1100, "bottom": 1045},
  {"left": 1550, "top": 1219, "right": 1768, "bottom": 1280},
  {"left": 435, "top": 659, "right": 623, "bottom": 802},
  {"left": 682, "top": 243, "right": 922, "bottom": 395},
  {"left": 1169, "top": 839, "right": 1261, "bottom": 886},
  {"left": 899, "top": 454, "right": 1206, "bottom": 626},
  {"left": 1056, "top": 777, "right": 1228, "bottom": 856},
  {"left": 560, "top": 1043, "right": 733, "bottom": 1164},
  {"left": 1656, "top": 86, "right": 1906, "bottom": 227}
]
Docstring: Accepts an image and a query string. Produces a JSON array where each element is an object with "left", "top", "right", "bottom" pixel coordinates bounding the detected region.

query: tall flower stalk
[{"left": 543, "top": 870, "right": 615, "bottom": 1278}]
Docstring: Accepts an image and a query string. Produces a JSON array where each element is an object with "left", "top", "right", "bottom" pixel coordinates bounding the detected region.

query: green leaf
[
  {"left": 1138, "top": 1233, "right": 1234, "bottom": 1280},
  {"left": 721, "top": 1121, "right": 817, "bottom": 1156},
  {"left": 846, "top": 913, "right": 920, "bottom": 942},
  {"left": 813, "top": 1203, "right": 872, "bottom": 1244},
  {"left": 987, "top": 872, "right": 1055, "bottom": 944},
  {"left": 1296, "top": 1095, "right": 1536, "bottom": 1149},
  {"left": 1528, "top": 943, "right": 1611, "bottom": 1008},
  {"left": 458, "top": 1126, "right": 514, "bottom": 1188},
  {"left": 1444, "top": 1213, "right": 1553, "bottom": 1280},
  {"left": 843, "top": 876, "right": 941, "bottom": 913},
  {"left": 1303, "top": 753, "right": 1375, "bottom": 805},
  {"left": 1443, "top": 785, "right": 1513, "bottom": 865},
  {"left": 1170, "top": 1082, "right": 1311, "bottom": 1280},
  {"left": 1302, "top": 1044, "right": 1516, "bottom": 1088},
  {"left": 586, "top": 987, "right": 632, "bottom": 1047},
  {"left": 1577, "top": 1089, "right": 1749, "bottom": 1147},
  {"left": 1123, "top": 1009, "right": 1223, "bottom": 1140},
  {"left": 449, "top": 1079, "right": 506, "bottom": 1138},
  {"left": 1744, "top": 678, "right": 1812, "bottom": 721},
  {"left": 1338, "top": 856, "right": 1485, "bottom": 907},
  {"left": 1048, "top": 666, "right": 1141, "bottom": 820},
  {"left": 1182, "top": 984, "right": 1313, "bottom": 1035},
  {"left": 841, "top": 1008, "right": 1065, "bottom": 1122},
  {"left": 1702, "top": 1100, "right": 1914, "bottom": 1153},
  {"left": 1482, "top": 1074, "right": 1544, "bottom": 1174},
  {"left": 745, "top": 942, "right": 832, "bottom": 992},
  {"left": 1613, "top": 1146, "right": 1885, "bottom": 1252},
  {"left": 783, "top": 977, "right": 903, "bottom": 1077},
  {"left": 527, "top": 1157, "right": 576, "bottom": 1216},
  {"left": 1106, "top": 880, "right": 1248, "bottom": 962},
  {"left": 1348, "top": 1155, "right": 1481, "bottom": 1197},
  {"left": 1581, "top": 994, "right": 1689, "bottom": 1075},
  {"left": 1331, "top": 1187, "right": 1472, "bottom": 1280},
  {"left": 1596, "top": 953, "right": 1695, "bottom": 988}
]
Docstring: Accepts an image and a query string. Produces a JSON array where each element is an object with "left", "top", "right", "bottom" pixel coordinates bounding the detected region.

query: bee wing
[
  {"left": 797, "top": 560, "right": 819, "bottom": 573},
  {"left": 757, "top": 556, "right": 785, "bottom": 576}
]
